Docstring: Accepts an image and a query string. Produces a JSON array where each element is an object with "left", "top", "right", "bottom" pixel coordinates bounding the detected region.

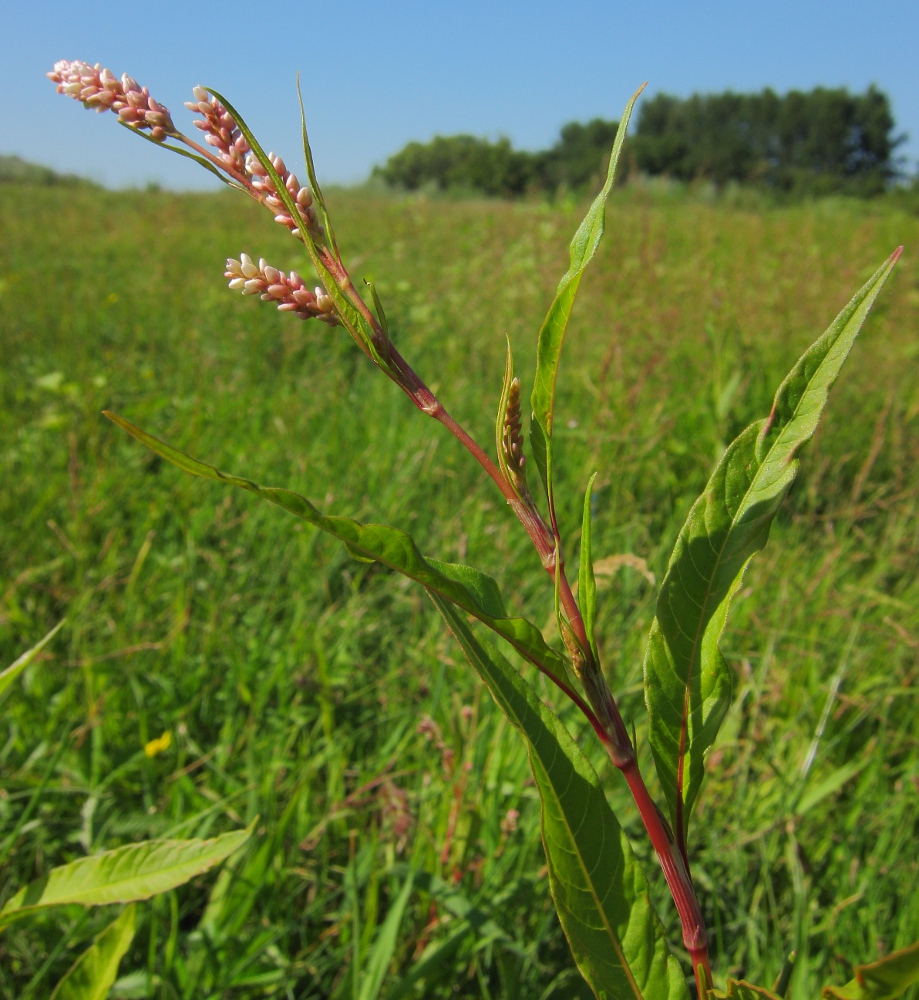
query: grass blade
[
  {"left": 103, "top": 411, "right": 574, "bottom": 691},
  {"left": 430, "top": 593, "right": 688, "bottom": 1000},
  {"left": 0, "top": 619, "right": 64, "bottom": 701},
  {"left": 0, "top": 823, "right": 253, "bottom": 929},
  {"left": 358, "top": 872, "right": 415, "bottom": 1000},
  {"left": 711, "top": 981, "right": 783, "bottom": 1000},
  {"left": 529, "top": 84, "right": 644, "bottom": 510},
  {"left": 49, "top": 904, "right": 136, "bottom": 1000},
  {"left": 644, "top": 248, "right": 902, "bottom": 847}
]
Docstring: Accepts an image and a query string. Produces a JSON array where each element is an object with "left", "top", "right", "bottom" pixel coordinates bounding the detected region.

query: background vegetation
[
  {"left": 1, "top": 176, "right": 918, "bottom": 998},
  {"left": 375, "top": 86, "right": 906, "bottom": 198}
]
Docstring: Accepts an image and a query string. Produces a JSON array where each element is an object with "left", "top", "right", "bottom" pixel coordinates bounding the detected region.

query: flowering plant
[{"left": 48, "top": 61, "right": 917, "bottom": 1000}]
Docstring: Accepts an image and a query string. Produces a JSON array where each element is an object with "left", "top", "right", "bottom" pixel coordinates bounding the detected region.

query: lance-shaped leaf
[
  {"left": 0, "top": 823, "right": 252, "bottom": 929},
  {"left": 822, "top": 940, "right": 919, "bottom": 1000},
  {"left": 529, "top": 84, "right": 644, "bottom": 508},
  {"left": 644, "top": 248, "right": 902, "bottom": 846},
  {"left": 50, "top": 904, "right": 136, "bottom": 1000},
  {"left": 0, "top": 619, "right": 64, "bottom": 701},
  {"left": 295, "top": 73, "right": 339, "bottom": 257},
  {"left": 104, "top": 412, "right": 573, "bottom": 691},
  {"left": 430, "top": 592, "right": 688, "bottom": 1000}
]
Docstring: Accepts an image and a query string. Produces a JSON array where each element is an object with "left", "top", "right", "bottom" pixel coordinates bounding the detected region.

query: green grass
[{"left": 1, "top": 181, "right": 918, "bottom": 999}]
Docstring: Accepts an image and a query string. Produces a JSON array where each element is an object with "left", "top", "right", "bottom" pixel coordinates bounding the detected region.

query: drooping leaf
[
  {"left": 0, "top": 619, "right": 64, "bottom": 701},
  {"left": 49, "top": 904, "right": 136, "bottom": 1000},
  {"left": 0, "top": 823, "right": 253, "bottom": 929},
  {"left": 121, "top": 124, "right": 241, "bottom": 189},
  {"left": 103, "top": 411, "right": 573, "bottom": 691},
  {"left": 530, "top": 84, "right": 645, "bottom": 509},
  {"left": 710, "top": 980, "right": 783, "bottom": 1000},
  {"left": 579, "top": 473, "right": 599, "bottom": 662},
  {"left": 822, "top": 939, "right": 919, "bottom": 1000},
  {"left": 644, "top": 248, "right": 901, "bottom": 845},
  {"left": 430, "top": 593, "right": 688, "bottom": 1000}
]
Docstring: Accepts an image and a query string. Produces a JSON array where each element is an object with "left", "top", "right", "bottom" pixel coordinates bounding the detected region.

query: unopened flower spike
[
  {"left": 184, "top": 85, "right": 249, "bottom": 175},
  {"left": 48, "top": 64, "right": 321, "bottom": 243},
  {"left": 244, "top": 149, "right": 319, "bottom": 238},
  {"left": 48, "top": 61, "right": 177, "bottom": 141},
  {"left": 502, "top": 378, "right": 528, "bottom": 484},
  {"left": 225, "top": 254, "right": 338, "bottom": 325}
]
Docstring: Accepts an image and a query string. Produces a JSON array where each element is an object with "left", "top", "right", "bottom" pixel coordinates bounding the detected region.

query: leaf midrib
[
  {"left": 2, "top": 840, "right": 238, "bottom": 914},
  {"left": 671, "top": 361, "right": 827, "bottom": 811}
]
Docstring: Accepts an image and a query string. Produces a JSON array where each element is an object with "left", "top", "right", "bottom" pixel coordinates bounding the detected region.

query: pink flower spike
[
  {"left": 224, "top": 253, "right": 338, "bottom": 325},
  {"left": 49, "top": 60, "right": 175, "bottom": 139}
]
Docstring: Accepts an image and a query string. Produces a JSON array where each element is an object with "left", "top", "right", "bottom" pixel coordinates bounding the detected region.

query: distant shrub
[
  {"left": 374, "top": 86, "right": 903, "bottom": 199},
  {"left": 632, "top": 86, "right": 903, "bottom": 195},
  {"left": 0, "top": 154, "right": 93, "bottom": 187},
  {"left": 372, "top": 135, "right": 535, "bottom": 197}
]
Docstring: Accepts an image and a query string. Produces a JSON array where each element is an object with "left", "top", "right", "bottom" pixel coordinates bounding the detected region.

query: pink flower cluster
[
  {"left": 184, "top": 85, "right": 249, "bottom": 175},
  {"left": 49, "top": 61, "right": 321, "bottom": 240},
  {"left": 244, "top": 151, "right": 318, "bottom": 235},
  {"left": 225, "top": 254, "right": 337, "bottom": 325},
  {"left": 183, "top": 88, "right": 319, "bottom": 234},
  {"left": 48, "top": 61, "right": 175, "bottom": 140}
]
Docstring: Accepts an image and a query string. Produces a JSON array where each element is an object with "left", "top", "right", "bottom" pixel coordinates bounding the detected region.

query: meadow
[{"left": 1, "top": 179, "right": 918, "bottom": 999}]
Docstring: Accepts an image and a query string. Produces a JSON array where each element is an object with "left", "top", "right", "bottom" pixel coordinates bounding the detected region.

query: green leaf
[
  {"left": 295, "top": 72, "right": 338, "bottom": 254},
  {"left": 358, "top": 871, "right": 415, "bottom": 1000},
  {"left": 119, "top": 124, "right": 240, "bottom": 188},
  {"left": 644, "top": 248, "right": 901, "bottom": 845},
  {"left": 0, "top": 619, "right": 64, "bottom": 701},
  {"left": 822, "top": 940, "right": 919, "bottom": 1000},
  {"left": 50, "top": 904, "right": 136, "bottom": 1000},
  {"left": 103, "top": 411, "right": 572, "bottom": 691},
  {"left": 530, "top": 85, "right": 644, "bottom": 512},
  {"left": 0, "top": 822, "right": 253, "bottom": 929},
  {"left": 430, "top": 593, "right": 688, "bottom": 1000},
  {"left": 365, "top": 279, "right": 391, "bottom": 338},
  {"left": 710, "top": 980, "right": 783, "bottom": 1000},
  {"left": 579, "top": 473, "right": 599, "bottom": 661}
]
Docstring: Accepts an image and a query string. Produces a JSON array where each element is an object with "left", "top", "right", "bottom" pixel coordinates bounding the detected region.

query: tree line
[{"left": 373, "top": 86, "right": 904, "bottom": 198}]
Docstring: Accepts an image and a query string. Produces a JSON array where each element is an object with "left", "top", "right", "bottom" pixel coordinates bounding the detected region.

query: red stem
[
  {"left": 188, "top": 151, "right": 713, "bottom": 985},
  {"left": 335, "top": 278, "right": 713, "bottom": 977}
]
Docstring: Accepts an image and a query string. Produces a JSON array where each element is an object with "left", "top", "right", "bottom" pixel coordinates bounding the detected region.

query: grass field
[{"left": 1, "top": 179, "right": 918, "bottom": 999}]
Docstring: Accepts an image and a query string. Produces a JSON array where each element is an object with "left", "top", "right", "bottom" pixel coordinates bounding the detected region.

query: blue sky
[{"left": 4, "top": 1, "right": 918, "bottom": 189}]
